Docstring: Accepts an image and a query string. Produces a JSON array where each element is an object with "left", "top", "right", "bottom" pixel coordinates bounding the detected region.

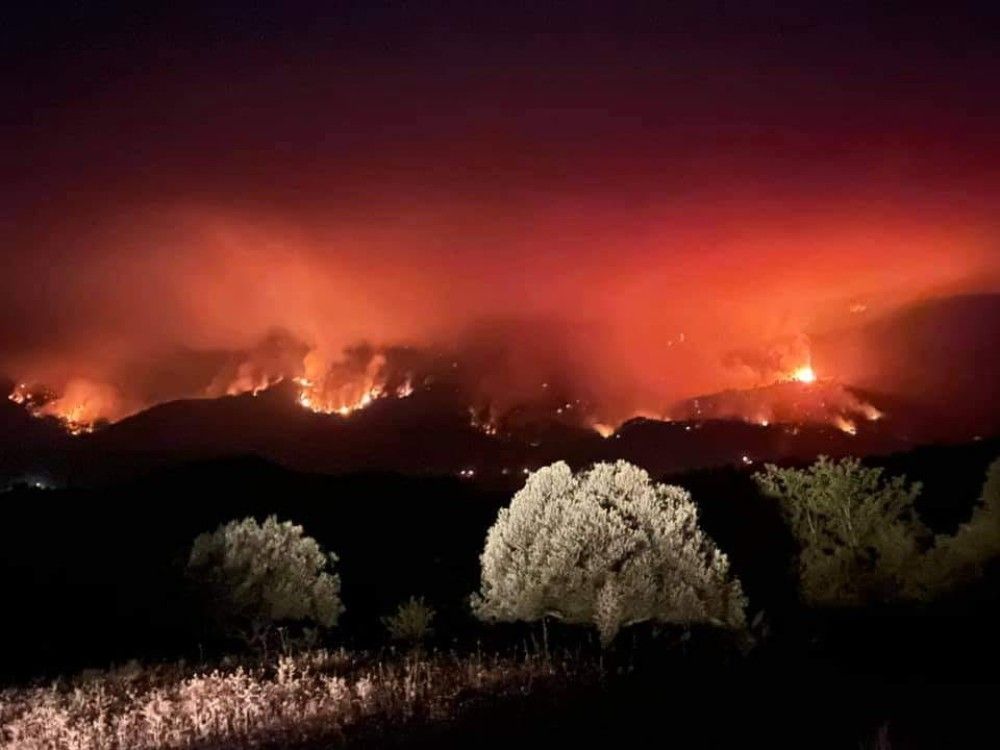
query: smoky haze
[{"left": 2, "top": 6, "right": 998, "bottom": 427}]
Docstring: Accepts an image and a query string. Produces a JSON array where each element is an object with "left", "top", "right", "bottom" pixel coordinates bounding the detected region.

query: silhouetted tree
[
  {"left": 917, "top": 456, "right": 1000, "bottom": 595},
  {"left": 755, "top": 457, "right": 926, "bottom": 605},
  {"left": 188, "top": 516, "right": 343, "bottom": 651}
]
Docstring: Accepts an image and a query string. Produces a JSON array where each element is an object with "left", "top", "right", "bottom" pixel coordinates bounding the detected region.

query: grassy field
[{"left": 1, "top": 647, "right": 597, "bottom": 749}]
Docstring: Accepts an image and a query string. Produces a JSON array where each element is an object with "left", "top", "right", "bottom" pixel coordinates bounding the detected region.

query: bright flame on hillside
[
  {"left": 5, "top": 332, "right": 889, "bottom": 440},
  {"left": 8, "top": 344, "right": 419, "bottom": 433},
  {"left": 833, "top": 415, "right": 858, "bottom": 435},
  {"left": 591, "top": 422, "right": 615, "bottom": 438},
  {"left": 292, "top": 351, "right": 414, "bottom": 416},
  {"left": 791, "top": 366, "right": 817, "bottom": 383},
  {"left": 8, "top": 379, "right": 124, "bottom": 435}
]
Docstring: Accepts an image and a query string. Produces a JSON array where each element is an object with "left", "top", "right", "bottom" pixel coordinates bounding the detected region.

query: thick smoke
[
  {"left": 722, "top": 334, "right": 814, "bottom": 387},
  {"left": 1, "top": 204, "right": 996, "bottom": 433}
]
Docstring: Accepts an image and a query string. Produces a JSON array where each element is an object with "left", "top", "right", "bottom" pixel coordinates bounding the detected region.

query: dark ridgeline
[
  {"left": 4, "top": 293, "right": 998, "bottom": 489},
  {"left": 0, "top": 374, "right": 975, "bottom": 490}
]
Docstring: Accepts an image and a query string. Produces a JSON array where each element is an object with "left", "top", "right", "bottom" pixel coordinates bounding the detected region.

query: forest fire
[
  {"left": 3, "top": 8, "right": 1000, "bottom": 746},
  {"left": 666, "top": 374, "right": 885, "bottom": 436},
  {"left": 791, "top": 366, "right": 817, "bottom": 384},
  {"left": 5, "top": 350, "right": 886, "bottom": 440},
  {"left": 294, "top": 376, "right": 414, "bottom": 416},
  {"left": 8, "top": 380, "right": 123, "bottom": 435},
  {"left": 6, "top": 345, "right": 422, "bottom": 432},
  {"left": 292, "top": 351, "right": 415, "bottom": 416}
]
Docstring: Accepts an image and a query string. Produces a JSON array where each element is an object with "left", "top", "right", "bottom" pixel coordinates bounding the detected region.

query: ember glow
[
  {"left": 591, "top": 423, "right": 616, "bottom": 439},
  {"left": 468, "top": 407, "right": 500, "bottom": 437},
  {"left": 833, "top": 416, "right": 859, "bottom": 436}
]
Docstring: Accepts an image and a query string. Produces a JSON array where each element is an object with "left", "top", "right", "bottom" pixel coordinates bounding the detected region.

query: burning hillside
[
  {"left": 8, "top": 343, "right": 426, "bottom": 435},
  {"left": 1, "top": 299, "right": 992, "bottom": 488},
  {"left": 8, "top": 346, "right": 886, "bottom": 443},
  {"left": 293, "top": 350, "right": 415, "bottom": 416},
  {"left": 8, "top": 380, "right": 121, "bottom": 436},
  {"left": 1, "top": 0, "right": 998, "bottom": 467},
  {"left": 5, "top": 295, "right": 999, "bottom": 444},
  {"left": 666, "top": 376, "right": 883, "bottom": 437}
]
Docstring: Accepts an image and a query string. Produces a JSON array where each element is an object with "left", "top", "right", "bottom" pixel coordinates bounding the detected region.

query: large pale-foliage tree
[{"left": 471, "top": 461, "right": 747, "bottom": 645}]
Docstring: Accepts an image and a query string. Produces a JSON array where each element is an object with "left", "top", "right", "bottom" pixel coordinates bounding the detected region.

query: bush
[
  {"left": 754, "top": 457, "right": 926, "bottom": 605},
  {"left": 187, "top": 515, "right": 344, "bottom": 649},
  {"left": 382, "top": 596, "right": 436, "bottom": 645},
  {"left": 471, "top": 461, "right": 747, "bottom": 646},
  {"left": 917, "top": 456, "right": 1000, "bottom": 595}
]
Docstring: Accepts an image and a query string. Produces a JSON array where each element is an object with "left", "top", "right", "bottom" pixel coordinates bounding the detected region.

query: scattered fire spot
[
  {"left": 790, "top": 366, "right": 816, "bottom": 384},
  {"left": 591, "top": 422, "right": 615, "bottom": 439},
  {"left": 833, "top": 415, "right": 858, "bottom": 435}
]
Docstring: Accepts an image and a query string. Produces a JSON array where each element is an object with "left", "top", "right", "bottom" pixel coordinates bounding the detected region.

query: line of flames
[{"left": 8, "top": 362, "right": 882, "bottom": 439}]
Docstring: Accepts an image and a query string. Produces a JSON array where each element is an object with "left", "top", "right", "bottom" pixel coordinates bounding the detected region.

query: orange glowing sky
[{"left": 2, "top": 4, "right": 998, "bottom": 427}]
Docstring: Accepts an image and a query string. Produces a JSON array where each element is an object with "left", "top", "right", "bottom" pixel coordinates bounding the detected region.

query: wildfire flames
[
  {"left": 791, "top": 366, "right": 817, "bottom": 384},
  {"left": 291, "top": 350, "right": 415, "bottom": 416},
  {"left": 294, "top": 378, "right": 415, "bottom": 416},
  {"left": 590, "top": 422, "right": 616, "bottom": 439},
  {"left": 8, "top": 380, "right": 123, "bottom": 435},
  {"left": 5, "top": 341, "right": 885, "bottom": 440},
  {"left": 8, "top": 345, "right": 420, "bottom": 434},
  {"left": 666, "top": 363, "right": 884, "bottom": 436}
]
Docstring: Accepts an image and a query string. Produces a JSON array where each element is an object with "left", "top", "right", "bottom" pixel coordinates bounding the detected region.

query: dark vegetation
[{"left": 2, "top": 436, "right": 1000, "bottom": 747}]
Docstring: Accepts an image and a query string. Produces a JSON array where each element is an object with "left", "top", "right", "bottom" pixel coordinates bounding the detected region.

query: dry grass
[{"left": 0, "top": 648, "right": 590, "bottom": 749}]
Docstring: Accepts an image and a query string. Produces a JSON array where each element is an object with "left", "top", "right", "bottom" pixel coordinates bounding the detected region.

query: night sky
[{"left": 2, "top": 3, "right": 998, "bottom": 424}]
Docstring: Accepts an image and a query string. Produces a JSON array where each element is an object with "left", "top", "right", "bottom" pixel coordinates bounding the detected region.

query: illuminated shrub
[
  {"left": 0, "top": 649, "right": 574, "bottom": 750},
  {"left": 188, "top": 515, "right": 343, "bottom": 648},
  {"left": 754, "top": 457, "right": 926, "bottom": 605},
  {"left": 382, "top": 596, "right": 436, "bottom": 645},
  {"left": 471, "top": 461, "right": 747, "bottom": 646}
]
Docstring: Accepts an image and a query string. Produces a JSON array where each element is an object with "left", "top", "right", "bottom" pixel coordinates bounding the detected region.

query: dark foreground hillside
[
  {"left": 2, "top": 438, "right": 999, "bottom": 747},
  {"left": 3, "top": 618, "right": 998, "bottom": 749},
  {"left": 3, "top": 437, "right": 1000, "bottom": 679}
]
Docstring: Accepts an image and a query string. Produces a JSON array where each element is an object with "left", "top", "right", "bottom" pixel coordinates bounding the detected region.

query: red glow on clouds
[
  {"left": 2, "top": 21, "right": 998, "bottom": 433},
  {"left": 4, "top": 204, "right": 995, "bottom": 434}
]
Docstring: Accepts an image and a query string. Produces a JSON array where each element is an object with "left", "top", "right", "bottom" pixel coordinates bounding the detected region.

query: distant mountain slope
[
  {"left": 812, "top": 293, "right": 1000, "bottom": 437},
  {"left": 2, "top": 293, "right": 997, "bottom": 486},
  {"left": 0, "top": 376, "right": 937, "bottom": 488}
]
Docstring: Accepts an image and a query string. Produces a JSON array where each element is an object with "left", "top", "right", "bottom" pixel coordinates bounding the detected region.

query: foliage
[
  {"left": 187, "top": 516, "right": 343, "bottom": 647},
  {"left": 916, "top": 456, "right": 1000, "bottom": 595},
  {"left": 0, "top": 649, "right": 582, "bottom": 750},
  {"left": 382, "top": 596, "right": 436, "bottom": 645},
  {"left": 471, "top": 461, "right": 747, "bottom": 645},
  {"left": 754, "top": 456, "right": 927, "bottom": 605}
]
